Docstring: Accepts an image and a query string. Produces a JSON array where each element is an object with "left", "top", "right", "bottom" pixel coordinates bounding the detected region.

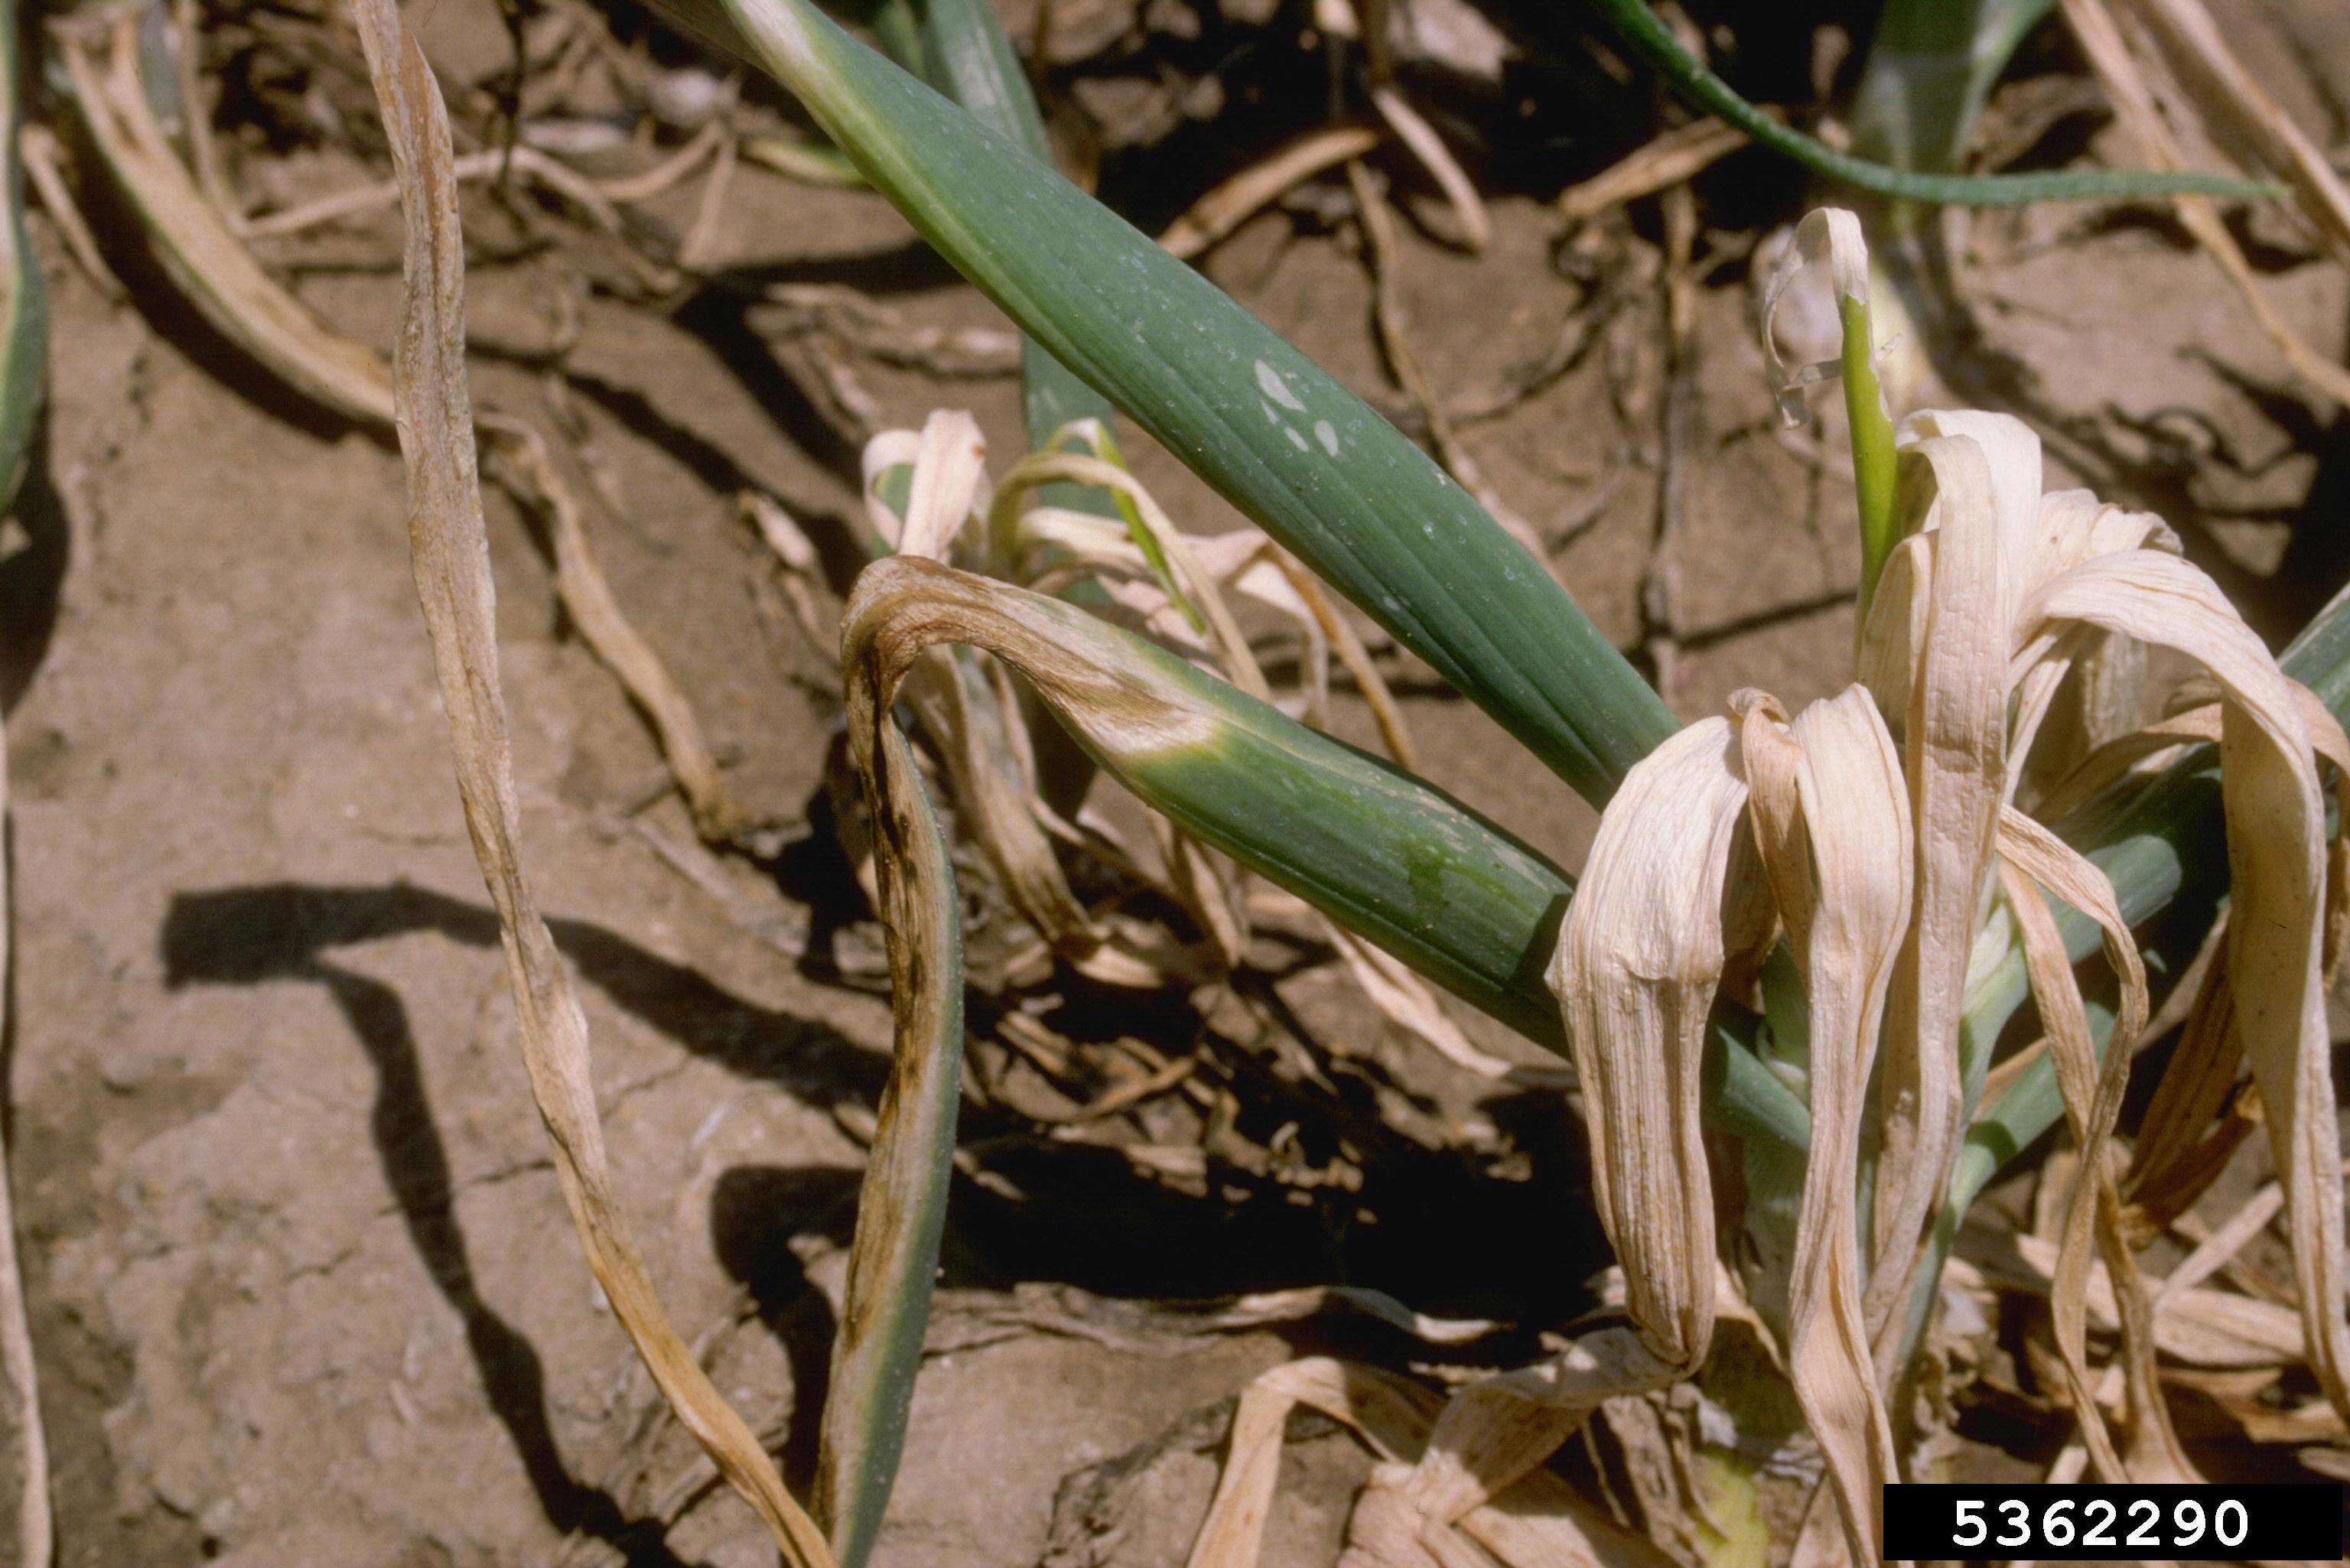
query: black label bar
[{"left": 1882, "top": 1483, "right": 2345, "bottom": 1560}]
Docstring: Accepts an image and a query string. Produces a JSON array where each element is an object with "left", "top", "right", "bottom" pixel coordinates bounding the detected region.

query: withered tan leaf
[
  {"left": 1553, "top": 717, "right": 1753, "bottom": 1376},
  {"left": 2022, "top": 547, "right": 2350, "bottom": 1424},
  {"left": 1734, "top": 686, "right": 1909, "bottom": 1563},
  {"left": 344, "top": 5, "right": 831, "bottom": 1557},
  {"left": 1861, "top": 431, "right": 2009, "bottom": 1346},
  {"left": 893, "top": 410, "right": 990, "bottom": 564},
  {"left": 1994, "top": 809, "right": 2185, "bottom": 1480}
]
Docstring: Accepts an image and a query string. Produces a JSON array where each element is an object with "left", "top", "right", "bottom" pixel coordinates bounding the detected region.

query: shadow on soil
[{"left": 159, "top": 876, "right": 1613, "bottom": 1550}]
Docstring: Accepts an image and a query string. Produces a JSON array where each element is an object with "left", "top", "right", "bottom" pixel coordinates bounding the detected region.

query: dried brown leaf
[
  {"left": 1734, "top": 686, "right": 1909, "bottom": 1562},
  {"left": 2022, "top": 546, "right": 2350, "bottom": 1424},
  {"left": 0, "top": 709, "right": 48, "bottom": 1568},
  {"left": 345, "top": 5, "right": 830, "bottom": 1557},
  {"left": 1995, "top": 809, "right": 2184, "bottom": 1479}
]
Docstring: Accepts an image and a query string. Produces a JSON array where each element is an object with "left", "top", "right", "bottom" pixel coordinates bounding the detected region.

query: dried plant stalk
[
  {"left": 484, "top": 421, "right": 758, "bottom": 845},
  {"left": 1159, "top": 125, "right": 1382, "bottom": 260},
  {"left": 0, "top": 717, "right": 49, "bottom": 1568},
  {"left": 343, "top": 3, "right": 830, "bottom": 1559},
  {"left": 2059, "top": 0, "right": 2350, "bottom": 408},
  {"left": 60, "top": 15, "right": 396, "bottom": 427},
  {"left": 2121, "top": 0, "right": 2350, "bottom": 265}
]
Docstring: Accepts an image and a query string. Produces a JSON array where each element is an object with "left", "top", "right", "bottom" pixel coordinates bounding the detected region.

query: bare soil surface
[{"left": 9, "top": 0, "right": 2350, "bottom": 1563}]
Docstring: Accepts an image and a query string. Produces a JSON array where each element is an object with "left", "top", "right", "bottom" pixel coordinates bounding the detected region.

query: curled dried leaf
[
  {"left": 62, "top": 17, "right": 395, "bottom": 428},
  {"left": 1995, "top": 811, "right": 2182, "bottom": 1479},
  {"left": 1186, "top": 1356, "right": 1675, "bottom": 1568},
  {"left": 1733, "top": 686, "right": 1910, "bottom": 1560},
  {"left": 2023, "top": 546, "right": 2350, "bottom": 1424}
]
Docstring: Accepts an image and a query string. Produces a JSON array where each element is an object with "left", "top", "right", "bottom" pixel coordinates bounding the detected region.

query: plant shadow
[{"left": 159, "top": 875, "right": 1619, "bottom": 1554}]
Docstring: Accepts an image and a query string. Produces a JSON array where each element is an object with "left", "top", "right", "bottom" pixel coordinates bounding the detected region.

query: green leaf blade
[
  {"left": 820, "top": 721, "right": 966, "bottom": 1568},
  {"left": 646, "top": 0, "right": 1680, "bottom": 804},
  {"left": 890, "top": 0, "right": 1125, "bottom": 506},
  {"left": 0, "top": 0, "right": 42, "bottom": 515}
]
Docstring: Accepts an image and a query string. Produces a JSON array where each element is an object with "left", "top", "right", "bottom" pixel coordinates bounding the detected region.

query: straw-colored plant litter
[{"left": 14, "top": 0, "right": 2350, "bottom": 1563}]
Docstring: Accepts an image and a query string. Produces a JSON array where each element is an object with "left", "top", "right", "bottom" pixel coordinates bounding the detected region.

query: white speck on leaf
[
  {"left": 1315, "top": 420, "right": 1339, "bottom": 456},
  {"left": 1286, "top": 427, "right": 1309, "bottom": 451},
  {"left": 1255, "top": 359, "right": 1306, "bottom": 412}
]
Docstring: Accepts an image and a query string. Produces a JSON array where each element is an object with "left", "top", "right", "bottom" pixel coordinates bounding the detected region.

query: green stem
[
  {"left": 1586, "top": 0, "right": 2280, "bottom": 206},
  {"left": 1839, "top": 291, "right": 1899, "bottom": 615},
  {"left": 893, "top": 0, "right": 1122, "bottom": 518}
]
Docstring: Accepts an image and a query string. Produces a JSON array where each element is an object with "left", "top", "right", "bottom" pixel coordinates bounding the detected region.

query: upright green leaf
[
  {"left": 884, "top": 0, "right": 1123, "bottom": 499},
  {"left": 638, "top": 0, "right": 1681, "bottom": 803},
  {"left": 1848, "top": 0, "right": 2056, "bottom": 180}
]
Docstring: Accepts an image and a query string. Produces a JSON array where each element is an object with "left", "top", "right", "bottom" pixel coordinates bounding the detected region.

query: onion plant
[
  {"left": 601, "top": 1, "right": 2350, "bottom": 1562},
  {"left": 339, "top": 0, "right": 2350, "bottom": 1563}
]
